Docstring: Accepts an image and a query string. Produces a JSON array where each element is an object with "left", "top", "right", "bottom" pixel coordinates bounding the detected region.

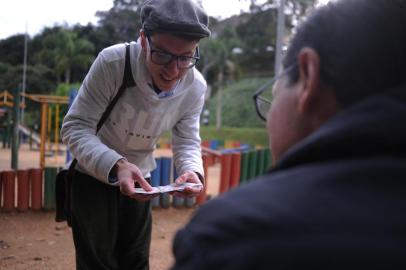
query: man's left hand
[{"left": 172, "top": 170, "right": 203, "bottom": 198}]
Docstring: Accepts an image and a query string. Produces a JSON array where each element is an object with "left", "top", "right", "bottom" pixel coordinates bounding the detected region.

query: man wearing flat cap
[{"left": 61, "top": 0, "right": 210, "bottom": 269}]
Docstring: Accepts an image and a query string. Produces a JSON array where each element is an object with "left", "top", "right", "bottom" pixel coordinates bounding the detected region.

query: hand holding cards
[{"left": 134, "top": 182, "right": 203, "bottom": 195}]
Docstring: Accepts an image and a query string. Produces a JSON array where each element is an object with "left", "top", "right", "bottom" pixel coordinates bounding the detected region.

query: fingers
[
  {"left": 175, "top": 170, "right": 201, "bottom": 185},
  {"left": 119, "top": 177, "right": 137, "bottom": 196},
  {"left": 135, "top": 175, "right": 153, "bottom": 192}
]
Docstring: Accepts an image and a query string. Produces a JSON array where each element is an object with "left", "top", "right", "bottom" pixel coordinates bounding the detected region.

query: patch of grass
[
  {"left": 200, "top": 126, "right": 268, "bottom": 147},
  {"left": 161, "top": 126, "right": 268, "bottom": 147}
]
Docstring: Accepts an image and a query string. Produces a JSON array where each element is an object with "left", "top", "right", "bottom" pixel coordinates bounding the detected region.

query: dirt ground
[{"left": 0, "top": 144, "right": 220, "bottom": 270}]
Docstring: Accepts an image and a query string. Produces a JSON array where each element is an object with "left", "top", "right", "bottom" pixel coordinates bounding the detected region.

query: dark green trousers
[{"left": 71, "top": 171, "right": 152, "bottom": 270}]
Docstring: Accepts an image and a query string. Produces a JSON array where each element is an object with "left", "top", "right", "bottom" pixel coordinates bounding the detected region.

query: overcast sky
[
  {"left": 0, "top": 0, "right": 330, "bottom": 40},
  {"left": 0, "top": 0, "right": 255, "bottom": 39}
]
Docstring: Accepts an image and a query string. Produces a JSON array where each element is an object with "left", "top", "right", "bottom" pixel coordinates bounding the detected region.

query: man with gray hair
[
  {"left": 61, "top": 0, "right": 210, "bottom": 269},
  {"left": 172, "top": 0, "right": 406, "bottom": 269}
]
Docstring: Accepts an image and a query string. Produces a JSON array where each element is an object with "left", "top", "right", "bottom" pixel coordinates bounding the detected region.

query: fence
[{"left": 0, "top": 144, "right": 270, "bottom": 211}]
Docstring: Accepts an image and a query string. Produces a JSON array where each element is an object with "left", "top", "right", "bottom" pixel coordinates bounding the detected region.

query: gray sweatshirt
[{"left": 61, "top": 41, "right": 205, "bottom": 184}]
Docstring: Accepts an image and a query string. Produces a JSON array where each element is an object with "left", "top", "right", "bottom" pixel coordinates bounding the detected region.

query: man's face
[
  {"left": 267, "top": 73, "right": 305, "bottom": 163},
  {"left": 141, "top": 32, "right": 199, "bottom": 91}
]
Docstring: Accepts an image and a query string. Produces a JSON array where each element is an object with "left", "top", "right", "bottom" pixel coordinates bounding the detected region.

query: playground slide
[{"left": 18, "top": 124, "right": 41, "bottom": 145}]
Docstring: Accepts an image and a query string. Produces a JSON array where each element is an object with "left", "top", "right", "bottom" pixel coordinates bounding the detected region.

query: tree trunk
[{"left": 65, "top": 67, "right": 71, "bottom": 84}]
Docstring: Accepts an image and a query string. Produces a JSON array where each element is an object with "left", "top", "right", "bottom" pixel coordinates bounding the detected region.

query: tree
[
  {"left": 34, "top": 28, "right": 95, "bottom": 84},
  {"left": 95, "top": 0, "right": 144, "bottom": 44},
  {"left": 0, "top": 34, "right": 26, "bottom": 66}
]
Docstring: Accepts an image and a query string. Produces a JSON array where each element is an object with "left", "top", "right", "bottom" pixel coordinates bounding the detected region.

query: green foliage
[
  {"left": 200, "top": 126, "right": 268, "bottom": 147},
  {"left": 207, "top": 77, "right": 271, "bottom": 128},
  {"left": 34, "top": 28, "right": 95, "bottom": 84},
  {"left": 54, "top": 83, "right": 81, "bottom": 96},
  {"left": 95, "top": 0, "right": 144, "bottom": 45},
  {"left": 0, "top": 34, "right": 26, "bottom": 66},
  {"left": 235, "top": 8, "right": 277, "bottom": 75},
  {"left": 0, "top": 63, "right": 56, "bottom": 93}
]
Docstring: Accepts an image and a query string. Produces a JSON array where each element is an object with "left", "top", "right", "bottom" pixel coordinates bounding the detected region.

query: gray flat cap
[{"left": 141, "top": 0, "right": 211, "bottom": 39}]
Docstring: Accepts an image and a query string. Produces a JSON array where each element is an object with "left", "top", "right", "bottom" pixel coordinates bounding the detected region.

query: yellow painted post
[
  {"left": 54, "top": 104, "right": 60, "bottom": 162},
  {"left": 47, "top": 106, "right": 52, "bottom": 152},
  {"left": 40, "top": 103, "right": 48, "bottom": 168}
]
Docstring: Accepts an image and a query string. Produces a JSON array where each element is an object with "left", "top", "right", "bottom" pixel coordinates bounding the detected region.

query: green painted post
[
  {"left": 239, "top": 151, "right": 249, "bottom": 185},
  {"left": 6, "top": 112, "right": 12, "bottom": 148},
  {"left": 11, "top": 85, "right": 21, "bottom": 169},
  {"left": 256, "top": 149, "right": 266, "bottom": 176},
  {"left": 44, "top": 167, "right": 57, "bottom": 210},
  {"left": 264, "top": 148, "right": 272, "bottom": 171},
  {"left": 248, "top": 150, "right": 258, "bottom": 181},
  {"left": 218, "top": 140, "right": 225, "bottom": 150}
]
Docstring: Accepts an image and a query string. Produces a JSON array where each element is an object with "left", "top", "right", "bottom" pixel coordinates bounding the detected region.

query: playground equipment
[
  {"left": 1, "top": 90, "right": 69, "bottom": 168},
  {"left": 1, "top": 88, "right": 271, "bottom": 211},
  {"left": 22, "top": 93, "right": 68, "bottom": 168}
]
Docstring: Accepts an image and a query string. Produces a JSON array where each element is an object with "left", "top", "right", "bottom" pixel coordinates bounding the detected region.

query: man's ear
[
  {"left": 296, "top": 47, "right": 321, "bottom": 114},
  {"left": 140, "top": 30, "right": 147, "bottom": 50}
]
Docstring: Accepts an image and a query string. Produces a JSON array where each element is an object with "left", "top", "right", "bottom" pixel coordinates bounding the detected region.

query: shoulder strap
[
  {"left": 68, "top": 43, "right": 135, "bottom": 171},
  {"left": 96, "top": 43, "right": 135, "bottom": 131}
]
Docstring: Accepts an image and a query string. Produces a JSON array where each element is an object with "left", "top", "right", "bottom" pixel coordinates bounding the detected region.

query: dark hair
[{"left": 283, "top": 0, "right": 406, "bottom": 107}]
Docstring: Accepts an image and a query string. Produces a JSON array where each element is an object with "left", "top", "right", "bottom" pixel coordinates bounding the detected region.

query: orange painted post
[
  {"left": 30, "top": 168, "right": 43, "bottom": 210},
  {"left": 229, "top": 152, "right": 241, "bottom": 189},
  {"left": 2, "top": 170, "right": 16, "bottom": 211},
  {"left": 219, "top": 154, "right": 232, "bottom": 194},
  {"left": 0, "top": 171, "right": 3, "bottom": 207},
  {"left": 196, "top": 154, "right": 209, "bottom": 205},
  {"left": 17, "top": 169, "right": 30, "bottom": 211},
  {"left": 201, "top": 140, "right": 210, "bottom": 148},
  {"left": 54, "top": 104, "right": 60, "bottom": 163},
  {"left": 48, "top": 106, "right": 51, "bottom": 151}
]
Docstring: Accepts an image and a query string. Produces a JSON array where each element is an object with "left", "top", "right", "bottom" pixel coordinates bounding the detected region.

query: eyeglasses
[
  {"left": 146, "top": 35, "right": 200, "bottom": 69},
  {"left": 252, "top": 64, "right": 296, "bottom": 121}
]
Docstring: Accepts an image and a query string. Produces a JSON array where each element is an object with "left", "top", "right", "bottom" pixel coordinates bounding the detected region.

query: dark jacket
[{"left": 172, "top": 88, "right": 406, "bottom": 270}]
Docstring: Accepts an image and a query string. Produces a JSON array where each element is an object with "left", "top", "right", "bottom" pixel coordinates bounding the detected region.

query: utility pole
[
  {"left": 21, "top": 23, "right": 28, "bottom": 124},
  {"left": 274, "top": 0, "right": 285, "bottom": 75}
]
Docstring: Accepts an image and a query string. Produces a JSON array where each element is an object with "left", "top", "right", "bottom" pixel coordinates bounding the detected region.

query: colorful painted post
[
  {"left": 184, "top": 195, "right": 195, "bottom": 208},
  {"left": 256, "top": 149, "right": 266, "bottom": 176},
  {"left": 30, "top": 168, "right": 43, "bottom": 210},
  {"left": 229, "top": 152, "right": 241, "bottom": 189},
  {"left": 248, "top": 150, "right": 258, "bottom": 181},
  {"left": 40, "top": 103, "right": 48, "bottom": 168},
  {"left": 17, "top": 169, "right": 30, "bottom": 211},
  {"left": 0, "top": 171, "right": 2, "bottom": 207},
  {"left": 239, "top": 151, "right": 250, "bottom": 185},
  {"left": 218, "top": 140, "right": 225, "bottom": 149},
  {"left": 160, "top": 157, "right": 171, "bottom": 208},
  {"left": 201, "top": 140, "right": 210, "bottom": 148},
  {"left": 150, "top": 158, "right": 161, "bottom": 208},
  {"left": 11, "top": 85, "right": 20, "bottom": 170},
  {"left": 196, "top": 154, "right": 209, "bottom": 205},
  {"left": 210, "top": 140, "right": 218, "bottom": 150},
  {"left": 264, "top": 148, "right": 272, "bottom": 171},
  {"left": 172, "top": 166, "right": 184, "bottom": 208},
  {"left": 219, "top": 153, "right": 232, "bottom": 194},
  {"left": 66, "top": 89, "right": 78, "bottom": 163},
  {"left": 225, "top": 140, "right": 233, "bottom": 149},
  {"left": 2, "top": 170, "right": 16, "bottom": 211},
  {"left": 44, "top": 167, "right": 57, "bottom": 210}
]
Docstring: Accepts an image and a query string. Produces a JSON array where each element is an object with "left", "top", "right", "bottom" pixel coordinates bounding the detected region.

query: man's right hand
[{"left": 115, "top": 159, "right": 157, "bottom": 201}]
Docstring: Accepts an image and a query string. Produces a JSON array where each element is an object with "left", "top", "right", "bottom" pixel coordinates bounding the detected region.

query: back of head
[
  {"left": 283, "top": 0, "right": 406, "bottom": 107},
  {"left": 140, "top": 0, "right": 211, "bottom": 40}
]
